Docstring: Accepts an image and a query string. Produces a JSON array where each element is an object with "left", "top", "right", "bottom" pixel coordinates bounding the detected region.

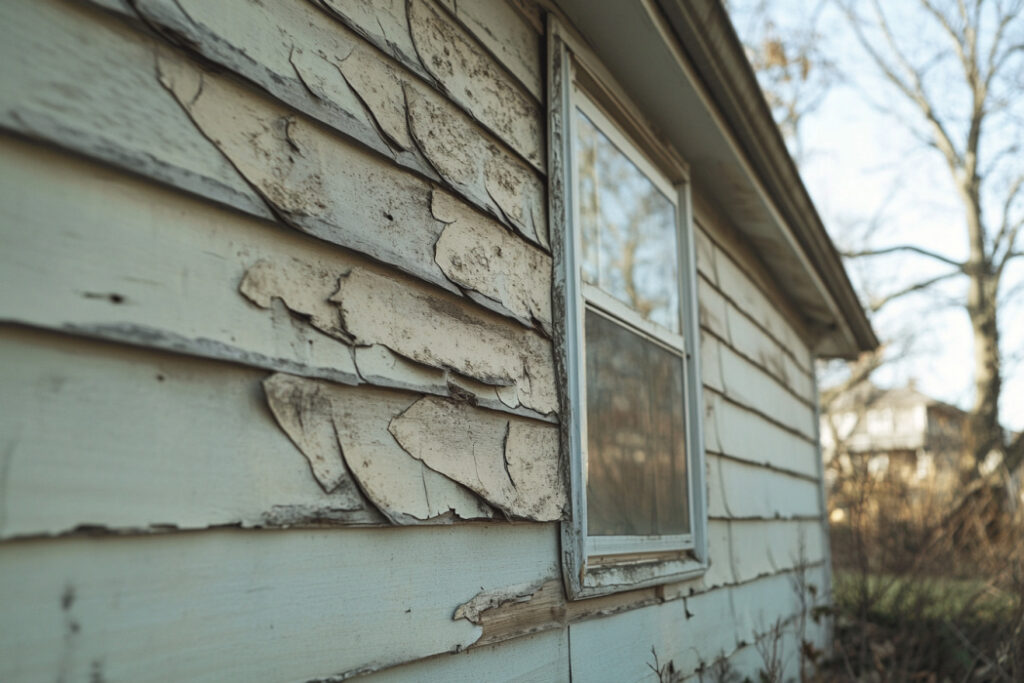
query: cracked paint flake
[
  {"left": 238, "top": 258, "right": 556, "bottom": 415},
  {"left": 330, "top": 268, "right": 558, "bottom": 415},
  {"left": 408, "top": 0, "right": 542, "bottom": 169},
  {"left": 263, "top": 373, "right": 495, "bottom": 524},
  {"left": 317, "top": 0, "right": 423, "bottom": 74},
  {"left": 405, "top": 86, "right": 545, "bottom": 248},
  {"left": 388, "top": 397, "right": 563, "bottom": 520},
  {"left": 157, "top": 53, "right": 454, "bottom": 294},
  {"left": 240, "top": 258, "right": 350, "bottom": 341},
  {"left": 337, "top": 46, "right": 413, "bottom": 150},
  {"left": 263, "top": 373, "right": 354, "bottom": 495},
  {"left": 158, "top": 53, "right": 328, "bottom": 218},
  {"left": 432, "top": 190, "right": 551, "bottom": 331}
]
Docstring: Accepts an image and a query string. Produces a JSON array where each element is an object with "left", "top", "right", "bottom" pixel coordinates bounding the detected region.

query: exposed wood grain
[
  {"left": 389, "top": 397, "right": 564, "bottom": 520},
  {"left": 0, "top": 136, "right": 548, "bottom": 420},
  {"left": 0, "top": 327, "right": 381, "bottom": 539},
  {"left": 0, "top": 524, "right": 560, "bottom": 682},
  {"left": 263, "top": 374, "right": 495, "bottom": 524}
]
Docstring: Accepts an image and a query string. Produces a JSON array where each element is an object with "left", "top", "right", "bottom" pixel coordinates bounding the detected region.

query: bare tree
[
  {"left": 833, "top": 0, "right": 1024, "bottom": 480},
  {"left": 729, "top": 0, "right": 838, "bottom": 161}
]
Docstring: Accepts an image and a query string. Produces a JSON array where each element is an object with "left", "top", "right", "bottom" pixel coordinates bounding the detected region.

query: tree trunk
[{"left": 962, "top": 183, "right": 1003, "bottom": 479}]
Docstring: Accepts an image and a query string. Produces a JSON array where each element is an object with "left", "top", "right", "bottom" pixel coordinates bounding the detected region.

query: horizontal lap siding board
[
  {"left": 0, "top": 0, "right": 549, "bottom": 305},
  {"left": 0, "top": 326, "right": 379, "bottom": 537},
  {"left": 703, "top": 392, "right": 820, "bottom": 479},
  {"left": 361, "top": 630, "right": 570, "bottom": 682},
  {"left": 706, "top": 456, "right": 822, "bottom": 520},
  {"left": 567, "top": 570, "right": 828, "bottom": 682},
  {"left": 0, "top": 525, "right": 560, "bottom": 682},
  {"left": 0, "top": 135, "right": 555, "bottom": 419}
]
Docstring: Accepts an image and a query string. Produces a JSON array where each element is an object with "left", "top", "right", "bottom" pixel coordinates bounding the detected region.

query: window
[{"left": 549, "top": 20, "right": 707, "bottom": 598}]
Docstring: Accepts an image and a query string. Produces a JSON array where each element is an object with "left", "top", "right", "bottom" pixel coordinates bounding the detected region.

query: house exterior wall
[{"left": 0, "top": 0, "right": 830, "bottom": 680}]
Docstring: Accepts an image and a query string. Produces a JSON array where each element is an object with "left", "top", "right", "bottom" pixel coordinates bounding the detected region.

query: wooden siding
[{"left": 0, "top": 0, "right": 831, "bottom": 680}]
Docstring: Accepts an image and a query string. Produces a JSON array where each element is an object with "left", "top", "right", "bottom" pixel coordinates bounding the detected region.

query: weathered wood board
[
  {"left": 0, "top": 136, "right": 555, "bottom": 418},
  {"left": 362, "top": 629, "right": 570, "bottom": 682},
  {"left": 0, "top": 524, "right": 559, "bottom": 682}
]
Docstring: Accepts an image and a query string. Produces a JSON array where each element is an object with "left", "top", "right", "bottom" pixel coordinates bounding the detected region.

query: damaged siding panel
[
  {"left": 2, "top": 0, "right": 549, "bottom": 317},
  {"left": 263, "top": 374, "right": 563, "bottom": 524},
  {"left": 0, "top": 327, "right": 380, "bottom": 539},
  {"left": 0, "top": 137, "right": 552, "bottom": 418},
  {"left": 434, "top": 0, "right": 544, "bottom": 100},
  {"left": 0, "top": 524, "right": 559, "bottom": 682},
  {"left": 263, "top": 374, "right": 497, "bottom": 525},
  {"left": 91, "top": 0, "right": 544, "bottom": 176},
  {"left": 406, "top": 0, "right": 543, "bottom": 169},
  {"left": 0, "top": 0, "right": 269, "bottom": 221}
]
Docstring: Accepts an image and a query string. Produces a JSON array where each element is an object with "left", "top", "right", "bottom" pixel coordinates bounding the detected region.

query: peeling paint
[
  {"left": 240, "top": 258, "right": 350, "bottom": 342},
  {"left": 432, "top": 190, "right": 552, "bottom": 330},
  {"left": 316, "top": 0, "right": 424, "bottom": 76},
  {"left": 388, "top": 397, "right": 563, "bottom": 520},
  {"left": 408, "top": 0, "right": 542, "bottom": 169},
  {"left": 329, "top": 268, "right": 558, "bottom": 415},
  {"left": 406, "top": 86, "right": 546, "bottom": 248},
  {"left": 263, "top": 373, "right": 354, "bottom": 495},
  {"left": 337, "top": 46, "right": 413, "bottom": 150},
  {"left": 262, "top": 373, "right": 496, "bottom": 524},
  {"left": 158, "top": 54, "right": 328, "bottom": 218},
  {"left": 453, "top": 579, "right": 551, "bottom": 625}
]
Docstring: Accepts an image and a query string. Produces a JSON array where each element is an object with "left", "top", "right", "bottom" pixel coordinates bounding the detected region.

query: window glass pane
[
  {"left": 585, "top": 309, "right": 689, "bottom": 537},
  {"left": 576, "top": 109, "right": 680, "bottom": 333}
]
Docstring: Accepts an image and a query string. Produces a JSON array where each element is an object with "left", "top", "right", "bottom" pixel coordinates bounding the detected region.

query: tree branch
[
  {"left": 841, "top": 244, "right": 966, "bottom": 268},
  {"left": 866, "top": 270, "right": 964, "bottom": 313},
  {"left": 838, "top": 0, "right": 964, "bottom": 169}
]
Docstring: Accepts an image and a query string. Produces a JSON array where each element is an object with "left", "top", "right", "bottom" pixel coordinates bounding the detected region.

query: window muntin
[{"left": 572, "top": 87, "right": 693, "bottom": 558}]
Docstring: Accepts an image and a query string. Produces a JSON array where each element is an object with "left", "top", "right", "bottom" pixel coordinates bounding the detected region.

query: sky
[{"left": 729, "top": 0, "right": 1024, "bottom": 432}]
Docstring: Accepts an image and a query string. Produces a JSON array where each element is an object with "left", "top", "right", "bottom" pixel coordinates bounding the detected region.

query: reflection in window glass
[
  {"left": 576, "top": 110, "right": 680, "bottom": 333},
  {"left": 585, "top": 309, "right": 689, "bottom": 537}
]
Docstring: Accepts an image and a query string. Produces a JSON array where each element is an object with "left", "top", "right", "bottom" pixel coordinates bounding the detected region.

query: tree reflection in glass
[
  {"left": 576, "top": 109, "right": 680, "bottom": 333},
  {"left": 585, "top": 310, "right": 689, "bottom": 537}
]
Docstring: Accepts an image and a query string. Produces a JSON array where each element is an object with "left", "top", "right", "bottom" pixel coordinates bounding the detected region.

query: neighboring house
[
  {"left": 822, "top": 383, "right": 1022, "bottom": 514},
  {"left": 0, "top": 1, "right": 875, "bottom": 681}
]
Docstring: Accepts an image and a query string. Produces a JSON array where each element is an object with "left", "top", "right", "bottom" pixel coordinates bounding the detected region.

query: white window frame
[{"left": 549, "top": 17, "right": 708, "bottom": 599}]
